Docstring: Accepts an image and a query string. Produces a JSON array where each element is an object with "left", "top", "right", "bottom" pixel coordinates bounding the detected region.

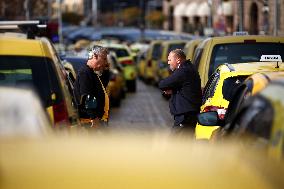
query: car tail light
[
  {"left": 203, "top": 106, "right": 227, "bottom": 120},
  {"left": 147, "top": 60, "right": 152, "bottom": 67},
  {"left": 53, "top": 101, "right": 69, "bottom": 126},
  {"left": 121, "top": 60, "right": 133, "bottom": 65}
]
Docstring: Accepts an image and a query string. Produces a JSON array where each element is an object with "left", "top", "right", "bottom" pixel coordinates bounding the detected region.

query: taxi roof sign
[
  {"left": 233, "top": 31, "right": 249, "bottom": 36},
  {"left": 260, "top": 55, "right": 282, "bottom": 62}
]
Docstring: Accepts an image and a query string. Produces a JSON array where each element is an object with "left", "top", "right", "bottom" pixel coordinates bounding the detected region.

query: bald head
[{"left": 167, "top": 49, "right": 186, "bottom": 71}]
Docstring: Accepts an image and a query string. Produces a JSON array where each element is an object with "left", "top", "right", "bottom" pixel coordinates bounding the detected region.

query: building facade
[{"left": 163, "top": 0, "right": 284, "bottom": 36}]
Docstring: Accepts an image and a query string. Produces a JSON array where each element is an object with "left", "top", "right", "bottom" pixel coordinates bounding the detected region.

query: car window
[
  {"left": 65, "top": 57, "right": 86, "bottom": 73},
  {"left": 0, "top": 56, "right": 63, "bottom": 107},
  {"left": 108, "top": 48, "right": 130, "bottom": 58},
  {"left": 209, "top": 43, "right": 284, "bottom": 77},
  {"left": 202, "top": 71, "right": 220, "bottom": 104},
  {"left": 222, "top": 76, "right": 248, "bottom": 102},
  {"left": 167, "top": 43, "right": 186, "bottom": 55},
  {"left": 192, "top": 48, "right": 203, "bottom": 69},
  {"left": 152, "top": 43, "right": 162, "bottom": 60}
]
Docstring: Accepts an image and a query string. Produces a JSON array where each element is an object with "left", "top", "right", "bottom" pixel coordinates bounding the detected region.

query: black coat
[
  {"left": 74, "top": 64, "right": 110, "bottom": 119},
  {"left": 159, "top": 60, "right": 202, "bottom": 116}
]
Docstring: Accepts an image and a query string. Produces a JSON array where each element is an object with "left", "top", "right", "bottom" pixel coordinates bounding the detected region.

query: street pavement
[{"left": 108, "top": 80, "right": 172, "bottom": 133}]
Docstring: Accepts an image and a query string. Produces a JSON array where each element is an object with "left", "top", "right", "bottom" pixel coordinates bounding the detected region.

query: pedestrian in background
[
  {"left": 159, "top": 49, "right": 202, "bottom": 135},
  {"left": 73, "top": 45, "right": 110, "bottom": 128}
]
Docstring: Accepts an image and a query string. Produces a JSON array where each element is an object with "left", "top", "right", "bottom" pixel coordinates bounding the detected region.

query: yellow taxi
[
  {"left": 1, "top": 135, "right": 284, "bottom": 189},
  {"left": 92, "top": 42, "right": 137, "bottom": 92},
  {"left": 158, "top": 40, "right": 187, "bottom": 81},
  {"left": 142, "top": 40, "right": 162, "bottom": 84},
  {"left": 192, "top": 35, "right": 284, "bottom": 88},
  {"left": 228, "top": 77, "right": 284, "bottom": 160},
  {"left": 198, "top": 71, "right": 284, "bottom": 140},
  {"left": 196, "top": 60, "right": 284, "bottom": 139},
  {"left": 184, "top": 38, "right": 202, "bottom": 61},
  {"left": 137, "top": 49, "right": 148, "bottom": 79},
  {"left": 106, "top": 52, "right": 126, "bottom": 107},
  {"left": 0, "top": 27, "right": 79, "bottom": 127},
  {"left": 197, "top": 77, "right": 284, "bottom": 161}
]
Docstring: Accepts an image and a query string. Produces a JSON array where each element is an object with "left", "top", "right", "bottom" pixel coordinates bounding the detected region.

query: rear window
[
  {"left": 209, "top": 43, "right": 284, "bottom": 77},
  {"left": 192, "top": 48, "right": 204, "bottom": 70},
  {"left": 0, "top": 56, "right": 63, "bottom": 107},
  {"left": 222, "top": 76, "right": 248, "bottom": 102},
  {"left": 108, "top": 48, "right": 130, "bottom": 58},
  {"left": 167, "top": 43, "right": 186, "bottom": 55},
  {"left": 152, "top": 43, "right": 162, "bottom": 60}
]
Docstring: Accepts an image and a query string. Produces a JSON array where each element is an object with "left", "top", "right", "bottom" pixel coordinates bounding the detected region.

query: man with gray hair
[
  {"left": 159, "top": 49, "right": 202, "bottom": 135},
  {"left": 74, "top": 45, "right": 110, "bottom": 127}
]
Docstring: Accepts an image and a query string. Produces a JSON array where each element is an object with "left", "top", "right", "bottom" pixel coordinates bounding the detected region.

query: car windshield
[
  {"left": 108, "top": 48, "right": 130, "bottom": 58},
  {"left": 209, "top": 43, "right": 284, "bottom": 77},
  {"left": 0, "top": 56, "right": 62, "bottom": 107}
]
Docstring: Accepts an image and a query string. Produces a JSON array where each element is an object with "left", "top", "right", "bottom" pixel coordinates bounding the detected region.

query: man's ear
[{"left": 177, "top": 58, "right": 181, "bottom": 64}]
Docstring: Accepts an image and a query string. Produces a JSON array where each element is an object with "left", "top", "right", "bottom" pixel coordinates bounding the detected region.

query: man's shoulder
[{"left": 78, "top": 64, "right": 92, "bottom": 74}]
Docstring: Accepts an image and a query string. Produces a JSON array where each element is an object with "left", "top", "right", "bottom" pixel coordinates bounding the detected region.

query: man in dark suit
[
  {"left": 159, "top": 49, "right": 202, "bottom": 134},
  {"left": 74, "top": 45, "right": 110, "bottom": 127}
]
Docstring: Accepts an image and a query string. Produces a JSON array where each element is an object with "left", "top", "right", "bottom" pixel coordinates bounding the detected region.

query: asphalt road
[{"left": 108, "top": 80, "right": 173, "bottom": 133}]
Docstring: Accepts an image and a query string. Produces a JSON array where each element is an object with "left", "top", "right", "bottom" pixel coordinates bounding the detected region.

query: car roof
[
  {"left": 0, "top": 36, "right": 52, "bottom": 58},
  {"left": 209, "top": 35, "right": 284, "bottom": 44},
  {"left": 197, "top": 35, "right": 284, "bottom": 49},
  {"left": 218, "top": 62, "right": 284, "bottom": 74},
  {"left": 1, "top": 135, "right": 284, "bottom": 188}
]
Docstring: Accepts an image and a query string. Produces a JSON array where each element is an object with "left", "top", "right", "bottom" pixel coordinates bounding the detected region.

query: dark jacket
[
  {"left": 73, "top": 64, "right": 110, "bottom": 119},
  {"left": 159, "top": 60, "right": 202, "bottom": 116}
]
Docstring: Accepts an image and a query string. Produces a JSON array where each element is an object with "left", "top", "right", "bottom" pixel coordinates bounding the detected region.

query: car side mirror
[{"left": 197, "top": 111, "right": 221, "bottom": 126}]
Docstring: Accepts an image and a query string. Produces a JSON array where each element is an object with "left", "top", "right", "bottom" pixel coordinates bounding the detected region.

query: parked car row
[{"left": 137, "top": 40, "right": 188, "bottom": 85}]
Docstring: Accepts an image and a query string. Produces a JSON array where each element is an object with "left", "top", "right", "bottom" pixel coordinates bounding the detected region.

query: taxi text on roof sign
[
  {"left": 260, "top": 55, "right": 282, "bottom": 62},
  {"left": 233, "top": 31, "right": 249, "bottom": 36}
]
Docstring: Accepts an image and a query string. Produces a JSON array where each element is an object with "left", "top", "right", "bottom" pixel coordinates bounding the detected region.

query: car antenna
[{"left": 276, "top": 42, "right": 281, "bottom": 68}]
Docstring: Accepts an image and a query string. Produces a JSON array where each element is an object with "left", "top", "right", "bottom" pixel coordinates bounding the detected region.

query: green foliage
[{"left": 146, "top": 10, "right": 165, "bottom": 29}]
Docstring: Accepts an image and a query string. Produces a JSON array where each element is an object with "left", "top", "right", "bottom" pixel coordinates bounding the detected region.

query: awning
[
  {"left": 185, "top": 2, "right": 198, "bottom": 17},
  {"left": 197, "top": 2, "right": 210, "bottom": 17},
  {"left": 174, "top": 3, "right": 187, "bottom": 17},
  {"left": 217, "top": 1, "right": 233, "bottom": 16}
]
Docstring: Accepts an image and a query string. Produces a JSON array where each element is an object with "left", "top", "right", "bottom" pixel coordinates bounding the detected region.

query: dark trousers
[{"left": 172, "top": 112, "right": 198, "bottom": 135}]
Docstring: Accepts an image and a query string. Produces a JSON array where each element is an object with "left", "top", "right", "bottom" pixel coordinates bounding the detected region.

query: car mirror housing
[{"left": 197, "top": 111, "right": 220, "bottom": 126}]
